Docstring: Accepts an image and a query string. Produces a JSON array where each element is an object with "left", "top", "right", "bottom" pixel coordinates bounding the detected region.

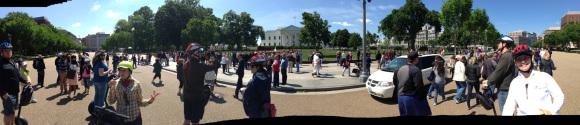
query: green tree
[
  {"left": 331, "top": 29, "right": 350, "bottom": 47},
  {"left": 114, "top": 19, "right": 132, "bottom": 33},
  {"left": 299, "top": 12, "right": 331, "bottom": 48},
  {"left": 129, "top": 6, "right": 155, "bottom": 52},
  {"left": 154, "top": 0, "right": 213, "bottom": 50},
  {"left": 365, "top": 32, "right": 379, "bottom": 46},
  {"left": 181, "top": 17, "right": 220, "bottom": 46},
  {"left": 378, "top": 0, "right": 428, "bottom": 50},
  {"left": 563, "top": 23, "right": 580, "bottom": 47},
  {"left": 349, "top": 32, "right": 362, "bottom": 48},
  {"left": 483, "top": 22, "right": 500, "bottom": 47},
  {"left": 441, "top": 0, "right": 473, "bottom": 47},
  {"left": 464, "top": 9, "right": 490, "bottom": 46},
  {"left": 102, "top": 31, "right": 133, "bottom": 51}
]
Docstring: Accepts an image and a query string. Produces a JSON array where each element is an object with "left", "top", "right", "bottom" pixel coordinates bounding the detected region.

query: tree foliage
[
  {"left": 0, "top": 12, "right": 81, "bottom": 56},
  {"left": 440, "top": 0, "right": 472, "bottom": 47},
  {"left": 299, "top": 12, "right": 331, "bottom": 48},
  {"left": 378, "top": 0, "right": 428, "bottom": 50},
  {"left": 331, "top": 29, "right": 350, "bottom": 47},
  {"left": 348, "top": 32, "right": 362, "bottom": 48},
  {"left": 129, "top": 6, "right": 156, "bottom": 52}
]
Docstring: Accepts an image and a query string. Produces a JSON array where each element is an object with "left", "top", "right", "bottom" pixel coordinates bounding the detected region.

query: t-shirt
[{"left": 93, "top": 62, "right": 109, "bottom": 83}]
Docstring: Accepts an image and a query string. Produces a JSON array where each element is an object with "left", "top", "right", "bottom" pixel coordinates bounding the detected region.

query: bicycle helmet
[
  {"left": 117, "top": 61, "right": 134, "bottom": 71},
  {"left": 185, "top": 43, "right": 204, "bottom": 58},
  {"left": 249, "top": 54, "right": 268, "bottom": 66},
  {"left": 0, "top": 40, "right": 13, "bottom": 49},
  {"left": 497, "top": 36, "right": 514, "bottom": 48},
  {"left": 512, "top": 44, "right": 532, "bottom": 59}
]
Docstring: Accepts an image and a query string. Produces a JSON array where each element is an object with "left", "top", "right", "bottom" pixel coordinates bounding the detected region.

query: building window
[
  {"left": 268, "top": 36, "right": 271, "bottom": 40},
  {"left": 274, "top": 36, "right": 276, "bottom": 40}
]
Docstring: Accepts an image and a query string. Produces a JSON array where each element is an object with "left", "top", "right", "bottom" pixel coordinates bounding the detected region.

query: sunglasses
[{"left": 118, "top": 68, "right": 129, "bottom": 72}]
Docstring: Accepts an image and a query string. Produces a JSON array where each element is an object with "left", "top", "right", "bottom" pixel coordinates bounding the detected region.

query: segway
[
  {"left": 87, "top": 73, "right": 130, "bottom": 125},
  {"left": 15, "top": 84, "right": 34, "bottom": 125}
]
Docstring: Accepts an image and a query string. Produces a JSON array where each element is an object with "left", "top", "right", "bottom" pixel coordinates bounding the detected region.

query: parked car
[{"left": 365, "top": 54, "right": 443, "bottom": 98}]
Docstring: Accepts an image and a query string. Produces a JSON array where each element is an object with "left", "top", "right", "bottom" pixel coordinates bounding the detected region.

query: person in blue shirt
[
  {"left": 281, "top": 54, "right": 288, "bottom": 85},
  {"left": 243, "top": 54, "right": 272, "bottom": 118},
  {"left": 92, "top": 51, "right": 111, "bottom": 107}
]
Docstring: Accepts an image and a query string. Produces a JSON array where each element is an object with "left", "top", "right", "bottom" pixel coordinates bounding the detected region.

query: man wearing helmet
[
  {"left": 181, "top": 43, "right": 219, "bottom": 125},
  {"left": 481, "top": 36, "right": 518, "bottom": 112},
  {"left": 501, "top": 45, "right": 564, "bottom": 115},
  {"left": 243, "top": 54, "right": 272, "bottom": 118},
  {"left": 0, "top": 40, "right": 30, "bottom": 125},
  {"left": 108, "top": 61, "right": 160, "bottom": 124}
]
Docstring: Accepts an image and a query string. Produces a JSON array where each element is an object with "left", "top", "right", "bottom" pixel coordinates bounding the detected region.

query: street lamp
[{"left": 360, "top": 0, "right": 372, "bottom": 83}]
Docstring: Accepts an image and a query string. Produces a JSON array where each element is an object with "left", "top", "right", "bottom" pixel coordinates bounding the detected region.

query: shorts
[{"left": 2, "top": 95, "right": 18, "bottom": 115}]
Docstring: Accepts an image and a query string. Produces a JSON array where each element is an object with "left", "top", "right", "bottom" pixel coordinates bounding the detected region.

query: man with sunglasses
[
  {"left": 0, "top": 40, "right": 30, "bottom": 125},
  {"left": 482, "top": 36, "right": 518, "bottom": 113},
  {"left": 501, "top": 45, "right": 564, "bottom": 115}
]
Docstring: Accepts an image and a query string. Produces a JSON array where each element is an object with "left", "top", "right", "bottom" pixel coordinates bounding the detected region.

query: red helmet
[
  {"left": 513, "top": 45, "right": 532, "bottom": 59},
  {"left": 249, "top": 54, "right": 268, "bottom": 66}
]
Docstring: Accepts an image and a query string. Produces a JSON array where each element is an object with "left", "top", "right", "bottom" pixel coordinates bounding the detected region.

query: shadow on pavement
[
  {"left": 272, "top": 86, "right": 298, "bottom": 93},
  {"left": 468, "top": 111, "right": 476, "bottom": 115},
  {"left": 209, "top": 93, "right": 227, "bottom": 104},
  {"left": 283, "top": 83, "right": 302, "bottom": 87},
  {"left": 46, "top": 93, "right": 62, "bottom": 101},
  {"left": 293, "top": 71, "right": 309, "bottom": 74},
  {"left": 57, "top": 97, "right": 73, "bottom": 105},
  {"left": 73, "top": 93, "right": 89, "bottom": 101},
  {"left": 371, "top": 95, "right": 398, "bottom": 105},
  {"left": 315, "top": 74, "right": 335, "bottom": 78},
  {"left": 152, "top": 81, "right": 164, "bottom": 87},
  {"left": 45, "top": 82, "right": 59, "bottom": 89}
]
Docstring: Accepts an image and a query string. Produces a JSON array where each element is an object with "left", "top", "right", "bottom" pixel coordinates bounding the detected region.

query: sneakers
[
  {"left": 31, "top": 99, "right": 37, "bottom": 103},
  {"left": 433, "top": 103, "right": 437, "bottom": 106},
  {"left": 453, "top": 98, "right": 460, "bottom": 104}
]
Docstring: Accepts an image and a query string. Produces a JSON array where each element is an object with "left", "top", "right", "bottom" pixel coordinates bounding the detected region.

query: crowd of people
[
  {"left": 0, "top": 35, "right": 569, "bottom": 125},
  {"left": 394, "top": 36, "right": 564, "bottom": 116}
]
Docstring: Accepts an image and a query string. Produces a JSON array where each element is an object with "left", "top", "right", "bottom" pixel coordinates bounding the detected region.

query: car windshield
[{"left": 382, "top": 58, "right": 407, "bottom": 72}]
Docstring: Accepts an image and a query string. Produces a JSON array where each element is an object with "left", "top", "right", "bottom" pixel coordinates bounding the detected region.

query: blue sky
[{"left": 1, "top": 0, "right": 579, "bottom": 39}]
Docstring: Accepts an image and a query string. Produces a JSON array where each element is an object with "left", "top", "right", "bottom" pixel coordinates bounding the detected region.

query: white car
[{"left": 366, "top": 54, "right": 443, "bottom": 98}]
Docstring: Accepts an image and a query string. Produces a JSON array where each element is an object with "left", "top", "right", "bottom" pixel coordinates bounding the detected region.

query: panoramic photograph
[{"left": 0, "top": 0, "right": 579, "bottom": 124}]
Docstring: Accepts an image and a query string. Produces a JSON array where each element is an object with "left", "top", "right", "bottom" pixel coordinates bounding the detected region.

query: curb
[{"left": 157, "top": 66, "right": 365, "bottom": 93}]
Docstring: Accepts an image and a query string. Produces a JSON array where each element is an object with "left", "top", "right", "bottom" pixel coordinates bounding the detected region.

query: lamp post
[{"left": 360, "top": 0, "right": 371, "bottom": 83}]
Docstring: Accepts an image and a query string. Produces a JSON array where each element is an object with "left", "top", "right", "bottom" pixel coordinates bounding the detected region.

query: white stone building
[{"left": 260, "top": 25, "right": 302, "bottom": 47}]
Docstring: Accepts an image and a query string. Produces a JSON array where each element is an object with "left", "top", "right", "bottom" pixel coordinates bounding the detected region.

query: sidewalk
[{"left": 138, "top": 55, "right": 378, "bottom": 93}]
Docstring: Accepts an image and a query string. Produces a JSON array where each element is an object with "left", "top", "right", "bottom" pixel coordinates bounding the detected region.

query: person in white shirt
[
  {"left": 312, "top": 52, "right": 321, "bottom": 77},
  {"left": 452, "top": 55, "right": 467, "bottom": 104},
  {"left": 502, "top": 45, "right": 564, "bottom": 116},
  {"left": 221, "top": 55, "right": 228, "bottom": 74}
]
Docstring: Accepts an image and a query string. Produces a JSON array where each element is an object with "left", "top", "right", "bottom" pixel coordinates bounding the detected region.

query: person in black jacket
[
  {"left": 33, "top": 54, "right": 46, "bottom": 87},
  {"left": 243, "top": 54, "right": 272, "bottom": 118},
  {"left": 234, "top": 53, "right": 246, "bottom": 99},
  {"left": 182, "top": 43, "right": 219, "bottom": 125},
  {"left": 465, "top": 56, "right": 481, "bottom": 109},
  {"left": 393, "top": 51, "right": 431, "bottom": 116},
  {"left": 1, "top": 41, "right": 30, "bottom": 125},
  {"left": 481, "top": 36, "right": 517, "bottom": 113}
]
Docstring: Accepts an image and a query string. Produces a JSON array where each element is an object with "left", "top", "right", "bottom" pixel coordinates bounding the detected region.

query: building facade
[
  {"left": 260, "top": 25, "right": 301, "bottom": 47},
  {"left": 415, "top": 24, "right": 442, "bottom": 47},
  {"left": 561, "top": 11, "right": 580, "bottom": 28},
  {"left": 508, "top": 30, "right": 537, "bottom": 46},
  {"left": 82, "top": 32, "right": 110, "bottom": 51}
]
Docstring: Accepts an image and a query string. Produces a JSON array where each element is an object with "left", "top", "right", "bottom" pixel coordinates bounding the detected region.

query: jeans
[
  {"left": 342, "top": 67, "right": 351, "bottom": 76},
  {"left": 234, "top": 74, "right": 244, "bottom": 97},
  {"left": 427, "top": 83, "right": 436, "bottom": 97},
  {"left": 222, "top": 64, "right": 227, "bottom": 73},
  {"left": 466, "top": 80, "right": 480, "bottom": 108},
  {"left": 93, "top": 81, "right": 108, "bottom": 107},
  {"left": 273, "top": 71, "right": 279, "bottom": 87},
  {"left": 432, "top": 83, "right": 446, "bottom": 104},
  {"left": 497, "top": 90, "right": 509, "bottom": 113},
  {"left": 281, "top": 69, "right": 287, "bottom": 85},
  {"left": 454, "top": 81, "right": 467, "bottom": 102},
  {"left": 296, "top": 61, "right": 300, "bottom": 72},
  {"left": 37, "top": 70, "right": 45, "bottom": 86}
]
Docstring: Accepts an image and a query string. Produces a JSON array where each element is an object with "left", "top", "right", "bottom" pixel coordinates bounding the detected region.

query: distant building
[
  {"left": 543, "top": 26, "right": 561, "bottom": 35},
  {"left": 260, "top": 25, "right": 302, "bottom": 47},
  {"left": 561, "top": 11, "right": 580, "bottom": 28},
  {"left": 415, "top": 24, "right": 442, "bottom": 47},
  {"left": 82, "top": 32, "right": 110, "bottom": 51},
  {"left": 33, "top": 16, "right": 51, "bottom": 25},
  {"left": 508, "top": 30, "right": 537, "bottom": 46}
]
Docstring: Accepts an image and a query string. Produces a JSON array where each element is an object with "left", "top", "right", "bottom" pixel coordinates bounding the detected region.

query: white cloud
[
  {"left": 71, "top": 22, "right": 81, "bottom": 28},
  {"left": 378, "top": 5, "right": 398, "bottom": 10},
  {"left": 106, "top": 10, "right": 121, "bottom": 19},
  {"left": 90, "top": 26, "right": 103, "bottom": 33},
  {"left": 92, "top": 4, "right": 101, "bottom": 11},
  {"left": 358, "top": 18, "right": 372, "bottom": 23},
  {"left": 331, "top": 21, "right": 353, "bottom": 27}
]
